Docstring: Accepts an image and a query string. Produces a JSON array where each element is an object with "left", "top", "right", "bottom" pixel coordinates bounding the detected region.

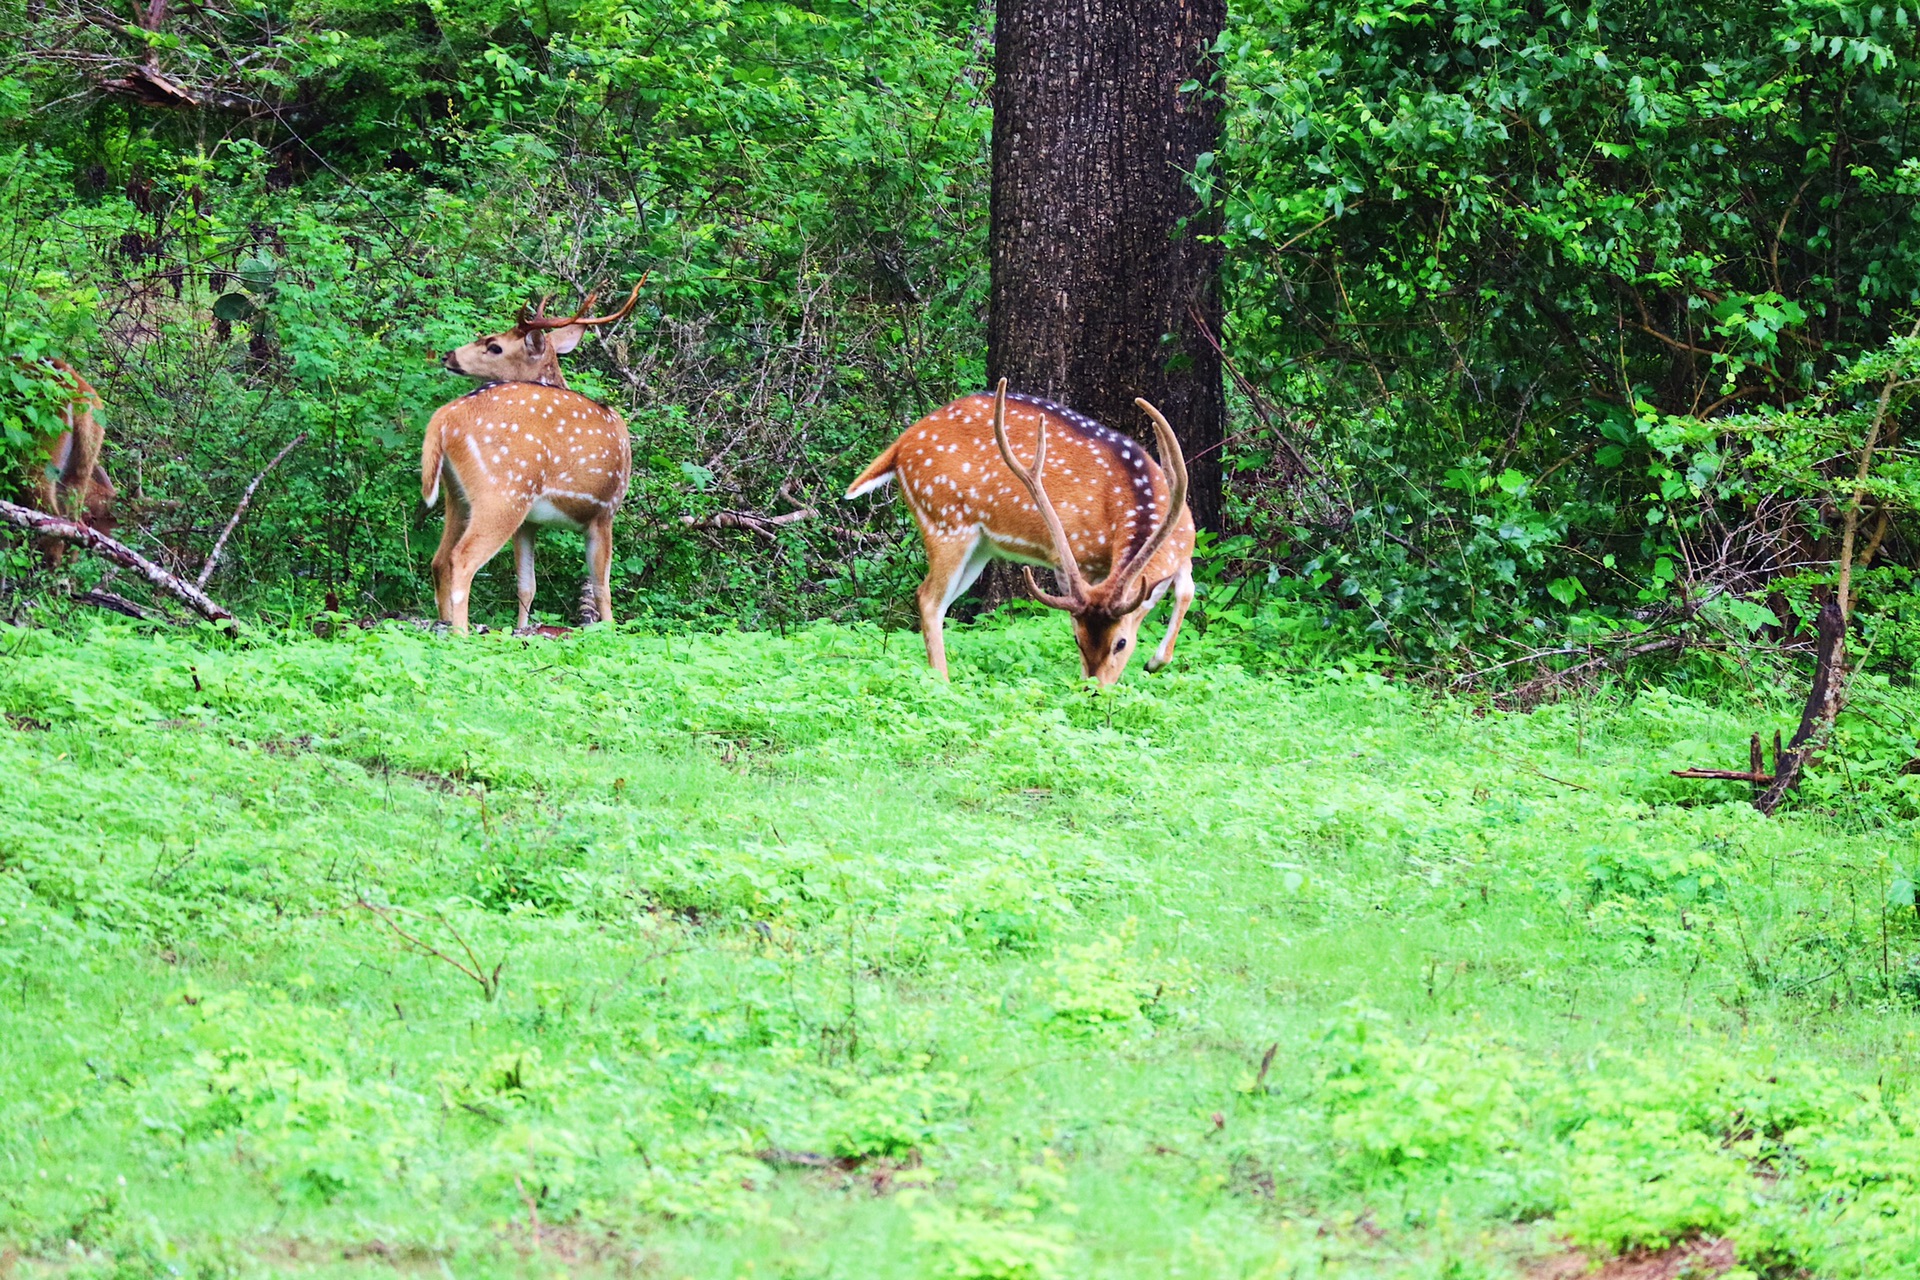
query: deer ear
[
  {"left": 523, "top": 329, "right": 548, "bottom": 356},
  {"left": 549, "top": 323, "right": 587, "bottom": 355}
]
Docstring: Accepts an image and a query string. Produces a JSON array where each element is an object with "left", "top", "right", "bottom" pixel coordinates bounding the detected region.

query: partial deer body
[
  {"left": 846, "top": 381, "right": 1194, "bottom": 684},
  {"left": 27, "top": 358, "right": 116, "bottom": 565},
  {"left": 423, "top": 287, "right": 637, "bottom": 633}
]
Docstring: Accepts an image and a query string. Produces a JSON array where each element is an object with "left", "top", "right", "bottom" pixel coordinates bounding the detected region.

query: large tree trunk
[{"left": 988, "top": 0, "right": 1227, "bottom": 533}]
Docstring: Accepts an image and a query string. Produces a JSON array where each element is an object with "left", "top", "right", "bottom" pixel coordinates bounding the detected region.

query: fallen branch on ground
[
  {"left": 754, "top": 1148, "right": 864, "bottom": 1171},
  {"left": 197, "top": 432, "right": 307, "bottom": 589},
  {"left": 0, "top": 498, "right": 236, "bottom": 628},
  {"left": 76, "top": 588, "right": 151, "bottom": 620},
  {"left": 1485, "top": 633, "right": 1688, "bottom": 705},
  {"left": 680, "top": 507, "right": 817, "bottom": 539},
  {"left": 1674, "top": 732, "right": 1781, "bottom": 785}
]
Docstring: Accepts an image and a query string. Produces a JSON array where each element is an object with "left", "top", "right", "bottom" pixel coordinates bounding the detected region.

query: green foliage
[
  {"left": 2, "top": 619, "right": 1920, "bottom": 1272},
  {"left": 1, "top": 0, "right": 986, "bottom": 623},
  {"left": 1215, "top": 0, "right": 1920, "bottom": 657}
]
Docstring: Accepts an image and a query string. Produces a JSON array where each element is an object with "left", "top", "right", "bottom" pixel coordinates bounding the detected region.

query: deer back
[
  {"left": 430, "top": 382, "right": 630, "bottom": 524},
  {"left": 891, "top": 391, "right": 1192, "bottom": 584}
]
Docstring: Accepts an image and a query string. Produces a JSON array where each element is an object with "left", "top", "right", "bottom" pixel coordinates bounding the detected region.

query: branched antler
[
  {"left": 520, "top": 278, "right": 645, "bottom": 331},
  {"left": 989, "top": 378, "right": 1089, "bottom": 609}
]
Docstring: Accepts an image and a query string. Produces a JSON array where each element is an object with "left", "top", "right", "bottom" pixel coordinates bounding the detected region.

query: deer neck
[{"left": 531, "top": 356, "right": 568, "bottom": 390}]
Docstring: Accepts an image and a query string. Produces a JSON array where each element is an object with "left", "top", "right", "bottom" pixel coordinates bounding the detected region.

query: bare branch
[
  {"left": 679, "top": 507, "right": 817, "bottom": 540},
  {"left": 355, "top": 899, "right": 505, "bottom": 1001},
  {"left": 196, "top": 432, "right": 306, "bottom": 589},
  {"left": 0, "top": 498, "right": 235, "bottom": 628}
]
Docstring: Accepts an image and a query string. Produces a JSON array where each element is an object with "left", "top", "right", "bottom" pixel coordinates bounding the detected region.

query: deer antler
[
  {"left": 1103, "top": 397, "right": 1190, "bottom": 614},
  {"left": 520, "top": 279, "right": 645, "bottom": 331},
  {"left": 518, "top": 293, "right": 556, "bottom": 327},
  {"left": 521, "top": 289, "right": 599, "bottom": 331},
  {"left": 990, "top": 377, "right": 1089, "bottom": 611}
]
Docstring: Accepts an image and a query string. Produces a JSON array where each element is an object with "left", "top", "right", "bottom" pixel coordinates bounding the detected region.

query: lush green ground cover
[{"left": 2, "top": 618, "right": 1918, "bottom": 1278}]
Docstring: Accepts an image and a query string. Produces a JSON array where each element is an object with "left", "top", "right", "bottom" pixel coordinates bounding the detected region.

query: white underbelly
[
  {"left": 524, "top": 497, "right": 584, "bottom": 528},
  {"left": 982, "top": 530, "right": 1054, "bottom": 567}
]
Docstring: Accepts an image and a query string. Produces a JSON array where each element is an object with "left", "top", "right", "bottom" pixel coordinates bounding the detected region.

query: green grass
[{"left": 2, "top": 617, "right": 1919, "bottom": 1278}]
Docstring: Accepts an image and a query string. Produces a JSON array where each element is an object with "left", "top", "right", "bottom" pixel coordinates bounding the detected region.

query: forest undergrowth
[{"left": 3, "top": 616, "right": 1920, "bottom": 1277}]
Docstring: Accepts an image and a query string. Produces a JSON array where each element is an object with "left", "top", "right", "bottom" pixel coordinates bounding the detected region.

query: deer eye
[
  {"left": 1113, "top": 637, "right": 1128, "bottom": 652},
  {"left": 487, "top": 344, "right": 503, "bottom": 355}
]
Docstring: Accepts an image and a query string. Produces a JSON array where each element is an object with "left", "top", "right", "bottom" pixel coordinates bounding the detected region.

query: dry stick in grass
[
  {"left": 0, "top": 498, "right": 236, "bottom": 627},
  {"left": 1675, "top": 732, "right": 1776, "bottom": 785},
  {"left": 513, "top": 1176, "right": 542, "bottom": 1254},
  {"left": 196, "top": 431, "right": 307, "bottom": 590},
  {"left": 1492, "top": 632, "right": 1686, "bottom": 704},
  {"left": 76, "top": 587, "right": 151, "bottom": 620},
  {"left": 355, "top": 899, "right": 506, "bottom": 1000}
]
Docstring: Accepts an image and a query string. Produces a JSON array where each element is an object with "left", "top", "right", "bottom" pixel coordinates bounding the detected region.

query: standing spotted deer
[
  {"left": 845, "top": 378, "right": 1195, "bottom": 684},
  {"left": 422, "top": 286, "right": 638, "bottom": 633}
]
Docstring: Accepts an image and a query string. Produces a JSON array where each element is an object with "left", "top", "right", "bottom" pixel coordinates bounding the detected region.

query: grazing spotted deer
[
  {"left": 25, "top": 358, "right": 116, "bottom": 565},
  {"left": 845, "top": 378, "right": 1195, "bottom": 684},
  {"left": 422, "top": 286, "right": 639, "bottom": 633}
]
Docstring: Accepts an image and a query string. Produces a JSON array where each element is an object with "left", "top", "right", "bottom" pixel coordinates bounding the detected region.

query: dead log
[{"left": 0, "top": 498, "right": 236, "bottom": 628}]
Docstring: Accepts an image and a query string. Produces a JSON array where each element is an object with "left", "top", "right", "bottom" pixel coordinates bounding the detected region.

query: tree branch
[
  {"left": 680, "top": 508, "right": 816, "bottom": 540},
  {"left": 0, "top": 498, "right": 235, "bottom": 628},
  {"left": 196, "top": 432, "right": 305, "bottom": 589}
]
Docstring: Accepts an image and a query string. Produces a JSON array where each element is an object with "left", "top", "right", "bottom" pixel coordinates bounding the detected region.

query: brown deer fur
[
  {"left": 846, "top": 380, "right": 1195, "bottom": 684},
  {"left": 25, "top": 358, "right": 116, "bottom": 566},
  {"left": 423, "top": 289, "right": 637, "bottom": 633}
]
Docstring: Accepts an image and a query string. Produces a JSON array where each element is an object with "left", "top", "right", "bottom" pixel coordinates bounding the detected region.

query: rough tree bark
[{"left": 988, "top": 0, "right": 1227, "bottom": 532}]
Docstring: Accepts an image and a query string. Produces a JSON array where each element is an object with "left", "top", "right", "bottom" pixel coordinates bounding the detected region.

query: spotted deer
[
  {"left": 845, "top": 378, "right": 1195, "bottom": 684},
  {"left": 24, "top": 358, "right": 116, "bottom": 565},
  {"left": 422, "top": 286, "right": 638, "bottom": 633}
]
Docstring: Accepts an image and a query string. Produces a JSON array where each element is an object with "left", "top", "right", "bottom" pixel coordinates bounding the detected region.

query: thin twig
[
  {"left": 355, "top": 899, "right": 506, "bottom": 1000},
  {"left": 1187, "top": 303, "right": 1315, "bottom": 480},
  {"left": 196, "top": 432, "right": 306, "bottom": 589}
]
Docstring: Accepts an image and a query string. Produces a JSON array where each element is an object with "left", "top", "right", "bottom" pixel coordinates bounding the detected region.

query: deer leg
[
  {"left": 1146, "top": 567, "right": 1195, "bottom": 672},
  {"left": 32, "top": 432, "right": 73, "bottom": 566},
  {"left": 443, "top": 508, "right": 520, "bottom": 635},
  {"left": 430, "top": 495, "right": 470, "bottom": 625},
  {"left": 513, "top": 526, "right": 537, "bottom": 633},
  {"left": 584, "top": 510, "right": 615, "bottom": 626},
  {"left": 915, "top": 533, "right": 988, "bottom": 679}
]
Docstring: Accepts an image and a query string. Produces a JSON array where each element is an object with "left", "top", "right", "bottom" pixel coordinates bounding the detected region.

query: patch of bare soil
[{"left": 1528, "top": 1237, "right": 1737, "bottom": 1280}]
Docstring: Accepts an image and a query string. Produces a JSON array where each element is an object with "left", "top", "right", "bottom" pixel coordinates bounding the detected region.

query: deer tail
[
  {"left": 843, "top": 438, "right": 901, "bottom": 499},
  {"left": 421, "top": 414, "right": 446, "bottom": 506}
]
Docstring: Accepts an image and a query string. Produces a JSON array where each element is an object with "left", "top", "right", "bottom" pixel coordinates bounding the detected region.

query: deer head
[
  {"left": 988, "top": 378, "right": 1190, "bottom": 685},
  {"left": 441, "top": 283, "right": 641, "bottom": 389}
]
